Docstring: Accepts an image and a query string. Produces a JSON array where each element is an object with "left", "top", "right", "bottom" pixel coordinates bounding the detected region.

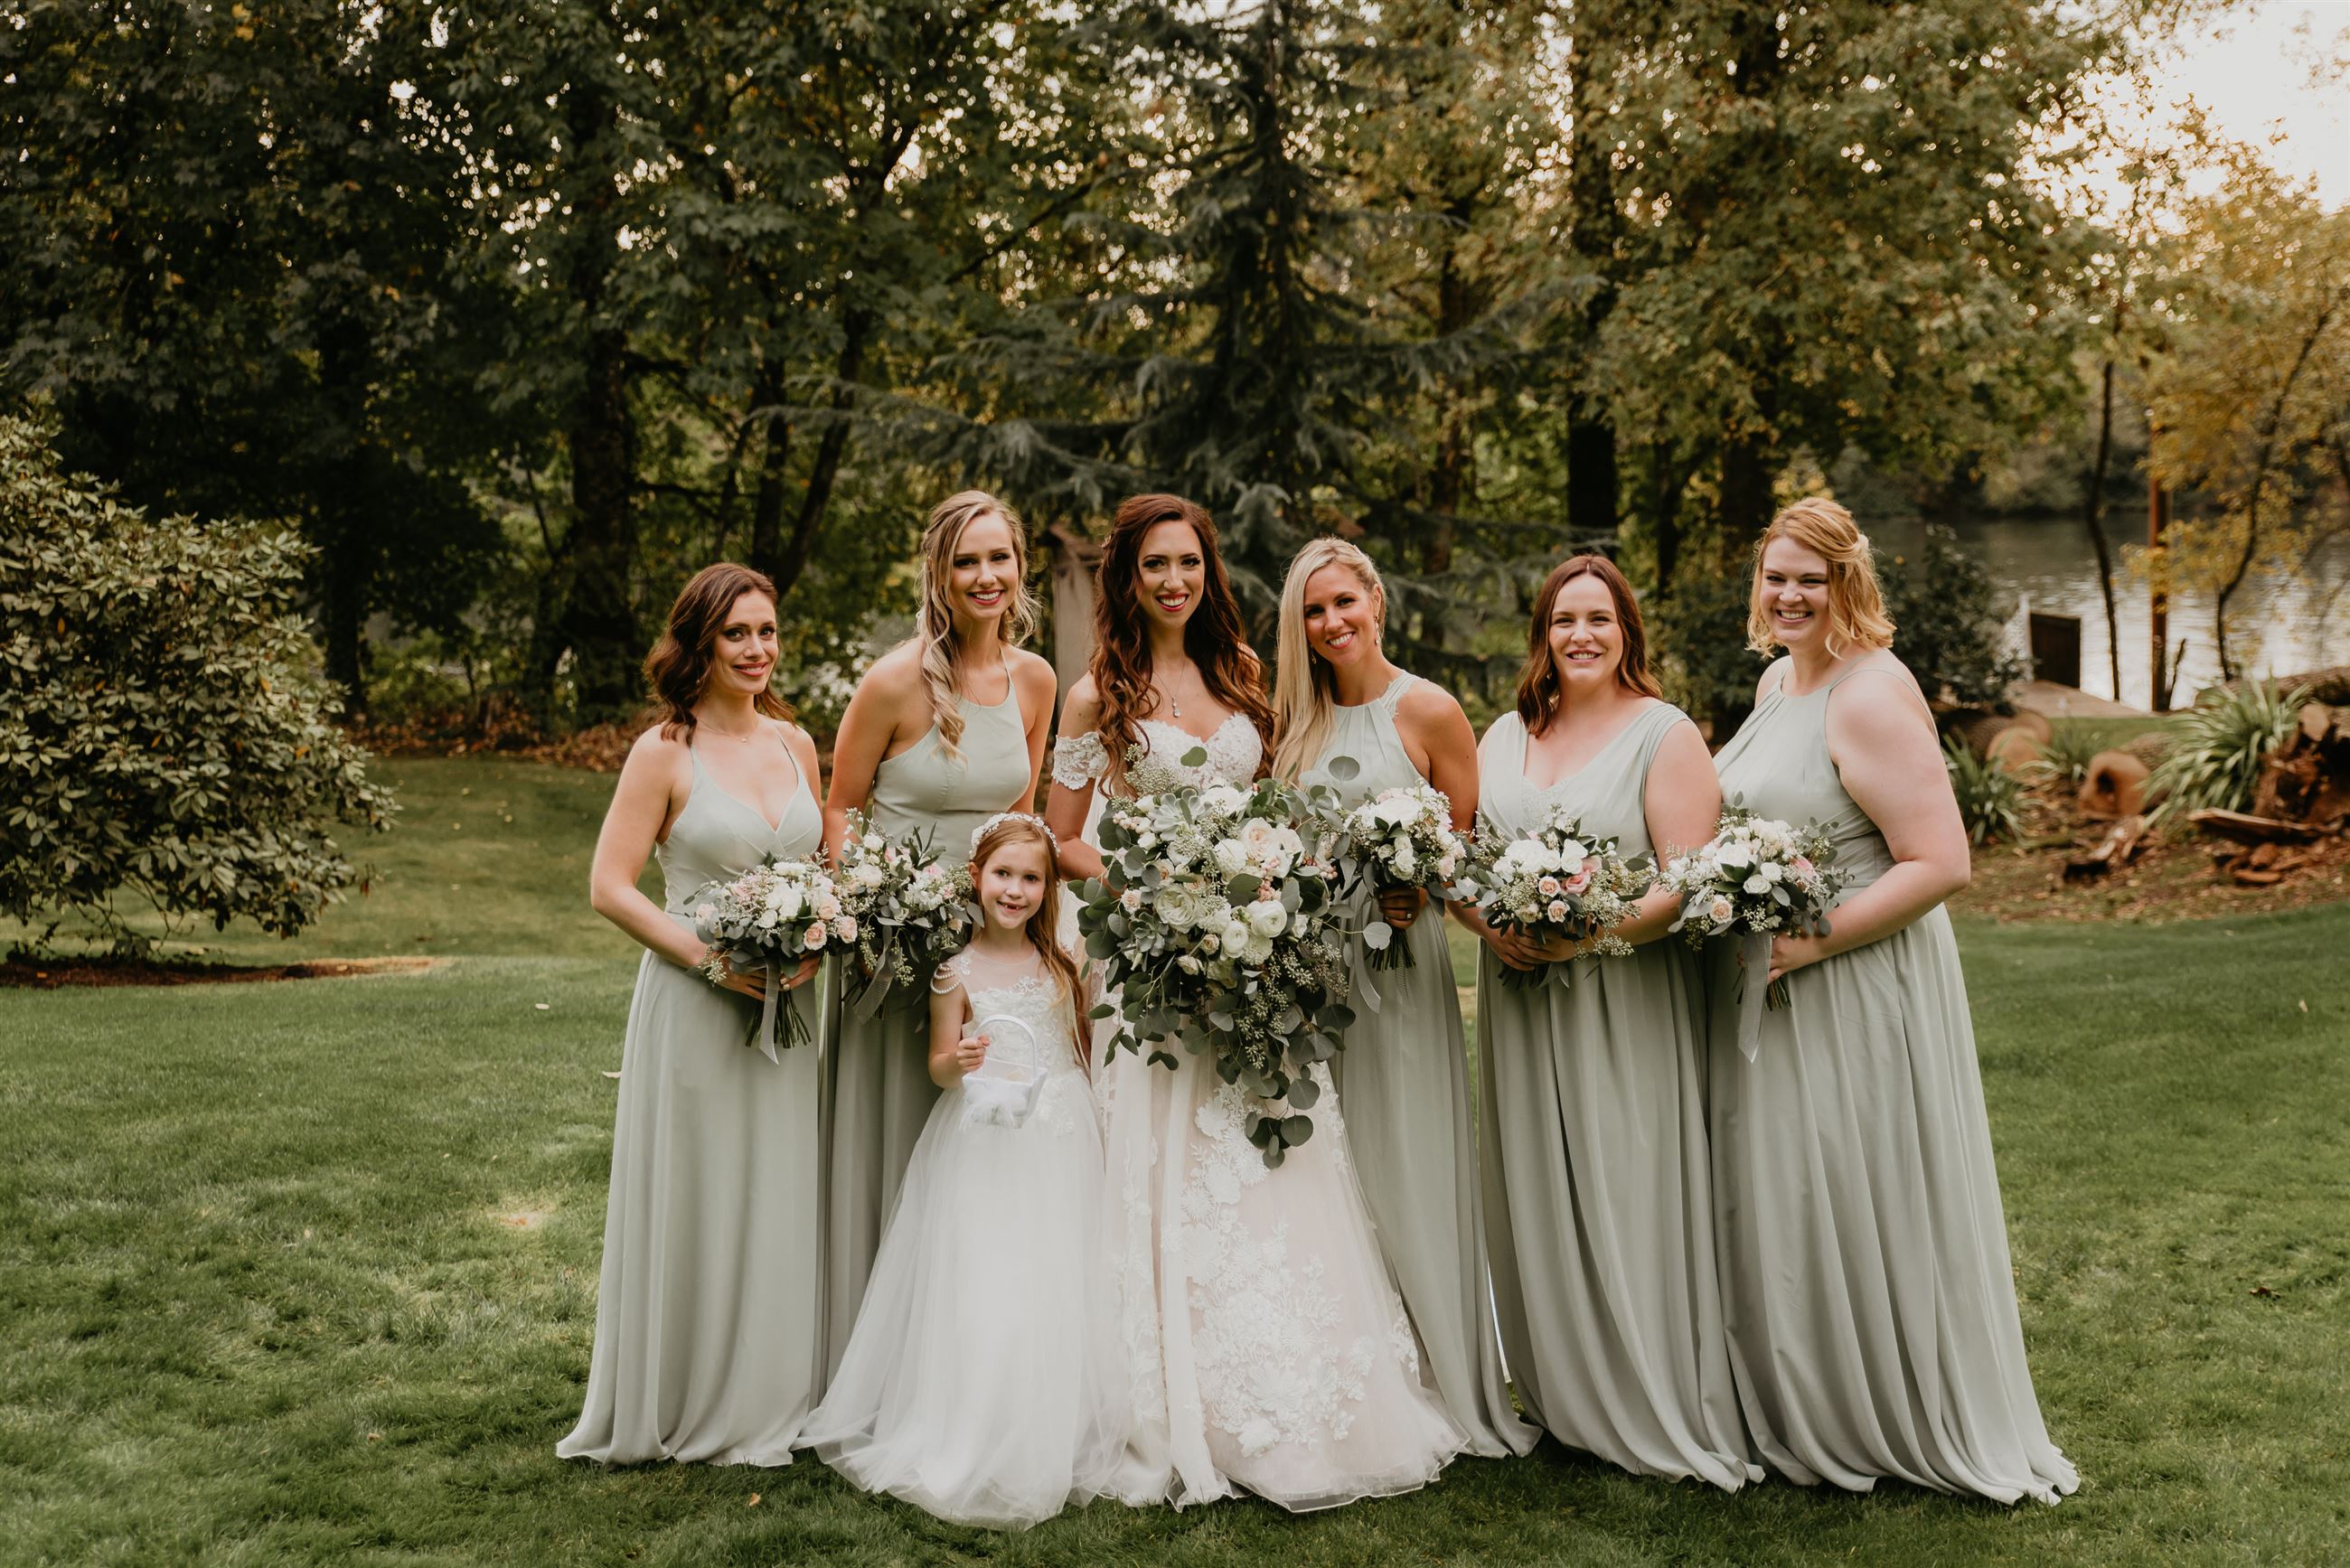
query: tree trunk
[
  {"left": 769, "top": 309, "right": 871, "bottom": 600},
  {"left": 1720, "top": 428, "right": 1775, "bottom": 559},
  {"left": 1566, "top": 416, "right": 1618, "bottom": 542},
  {"left": 2213, "top": 292, "right": 2337, "bottom": 681},
  {"left": 550, "top": 84, "right": 641, "bottom": 719},
  {"left": 2083, "top": 357, "right": 2123, "bottom": 698},
  {"left": 1649, "top": 442, "right": 1684, "bottom": 591},
  {"left": 745, "top": 369, "right": 790, "bottom": 584}
]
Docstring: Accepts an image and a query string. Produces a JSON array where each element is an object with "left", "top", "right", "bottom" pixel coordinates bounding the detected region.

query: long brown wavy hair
[
  {"left": 967, "top": 814, "right": 1088, "bottom": 1073},
  {"left": 1088, "top": 493, "right": 1273, "bottom": 780},
  {"left": 644, "top": 563, "right": 794, "bottom": 740},
  {"left": 1514, "top": 553, "right": 1661, "bottom": 736}
]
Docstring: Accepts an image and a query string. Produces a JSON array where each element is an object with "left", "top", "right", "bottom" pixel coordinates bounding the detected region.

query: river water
[{"left": 1869, "top": 514, "right": 2350, "bottom": 710}]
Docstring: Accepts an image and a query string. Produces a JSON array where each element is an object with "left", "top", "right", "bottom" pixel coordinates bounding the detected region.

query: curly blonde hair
[
  {"left": 1745, "top": 497, "right": 1896, "bottom": 656},
  {"left": 916, "top": 491, "right": 1039, "bottom": 762}
]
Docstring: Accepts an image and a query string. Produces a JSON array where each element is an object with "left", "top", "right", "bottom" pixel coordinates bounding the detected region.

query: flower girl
[{"left": 803, "top": 812, "right": 1136, "bottom": 1528}]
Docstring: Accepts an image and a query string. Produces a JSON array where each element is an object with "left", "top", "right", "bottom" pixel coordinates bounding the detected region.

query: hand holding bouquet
[
  {"left": 832, "top": 812, "right": 975, "bottom": 1014},
  {"left": 689, "top": 856, "right": 848, "bottom": 1059},
  {"left": 1075, "top": 767, "right": 1354, "bottom": 1169},
  {"left": 1337, "top": 779, "right": 1466, "bottom": 971},
  {"left": 1461, "top": 807, "right": 1649, "bottom": 991},
  {"left": 1660, "top": 805, "right": 1845, "bottom": 1030}
]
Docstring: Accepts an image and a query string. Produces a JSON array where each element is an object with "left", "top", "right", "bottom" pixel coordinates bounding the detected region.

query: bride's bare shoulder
[{"left": 1058, "top": 674, "right": 1104, "bottom": 732}]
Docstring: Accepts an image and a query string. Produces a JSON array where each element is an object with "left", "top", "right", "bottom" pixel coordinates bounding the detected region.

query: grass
[{"left": 5, "top": 757, "right": 2347, "bottom": 1564}]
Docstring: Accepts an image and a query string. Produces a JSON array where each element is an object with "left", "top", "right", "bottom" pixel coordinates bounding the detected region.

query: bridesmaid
[
  {"left": 560, "top": 563, "right": 826, "bottom": 1466},
  {"left": 821, "top": 490, "right": 1056, "bottom": 1382},
  {"left": 1707, "top": 497, "right": 2076, "bottom": 1503},
  {"left": 1272, "top": 538, "right": 1537, "bottom": 1460},
  {"left": 1464, "top": 553, "right": 1756, "bottom": 1490}
]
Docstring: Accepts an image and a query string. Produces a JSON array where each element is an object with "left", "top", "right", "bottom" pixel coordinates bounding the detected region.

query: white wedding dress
[{"left": 1055, "top": 715, "right": 1468, "bottom": 1511}]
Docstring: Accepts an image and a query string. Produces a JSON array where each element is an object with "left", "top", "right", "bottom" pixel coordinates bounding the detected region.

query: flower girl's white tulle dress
[
  {"left": 802, "top": 947, "right": 1143, "bottom": 1529},
  {"left": 1055, "top": 715, "right": 1467, "bottom": 1512}
]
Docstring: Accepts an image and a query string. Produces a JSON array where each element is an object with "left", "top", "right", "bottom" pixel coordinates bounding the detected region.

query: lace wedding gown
[{"left": 1055, "top": 715, "right": 1468, "bottom": 1511}]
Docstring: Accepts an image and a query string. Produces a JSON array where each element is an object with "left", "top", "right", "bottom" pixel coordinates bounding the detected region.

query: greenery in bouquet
[
  {"left": 1075, "top": 765, "right": 1355, "bottom": 1169},
  {"left": 1460, "top": 807, "right": 1649, "bottom": 991},
  {"left": 686, "top": 856, "right": 846, "bottom": 1055},
  {"left": 1659, "top": 803, "right": 1845, "bottom": 1009},
  {"left": 1330, "top": 768, "right": 1466, "bottom": 972},
  {"left": 831, "top": 812, "right": 976, "bottom": 1008}
]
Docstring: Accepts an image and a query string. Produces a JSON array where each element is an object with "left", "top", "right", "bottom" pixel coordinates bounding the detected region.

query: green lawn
[{"left": 4, "top": 758, "right": 2346, "bottom": 1565}]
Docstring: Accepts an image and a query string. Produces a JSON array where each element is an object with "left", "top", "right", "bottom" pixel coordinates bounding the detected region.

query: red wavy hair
[{"left": 1088, "top": 494, "right": 1273, "bottom": 779}]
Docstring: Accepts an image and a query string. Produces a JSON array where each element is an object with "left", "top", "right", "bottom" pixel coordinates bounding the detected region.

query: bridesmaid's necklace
[{"left": 699, "top": 717, "right": 760, "bottom": 741}]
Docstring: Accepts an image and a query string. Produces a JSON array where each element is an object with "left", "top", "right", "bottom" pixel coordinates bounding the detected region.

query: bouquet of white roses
[
  {"left": 1336, "top": 779, "right": 1466, "bottom": 971},
  {"left": 688, "top": 856, "right": 849, "bottom": 1059},
  {"left": 1461, "top": 806, "right": 1650, "bottom": 991},
  {"left": 1075, "top": 766, "right": 1355, "bottom": 1169},
  {"left": 1659, "top": 804, "right": 1845, "bottom": 1016},
  {"left": 832, "top": 811, "right": 975, "bottom": 1016}
]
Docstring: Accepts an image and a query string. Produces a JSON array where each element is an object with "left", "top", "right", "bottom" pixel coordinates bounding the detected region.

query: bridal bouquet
[
  {"left": 1659, "top": 804, "right": 1845, "bottom": 1012},
  {"left": 832, "top": 812, "right": 975, "bottom": 1014},
  {"left": 1335, "top": 778, "right": 1466, "bottom": 971},
  {"left": 688, "top": 856, "right": 848, "bottom": 1058},
  {"left": 1075, "top": 765, "right": 1354, "bottom": 1169},
  {"left": 1461, "top": 807, "right": 1649, "bottom": 991}
]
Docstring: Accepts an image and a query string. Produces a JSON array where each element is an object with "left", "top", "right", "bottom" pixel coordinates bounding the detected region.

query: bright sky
[{"left": 2143, "top": 0, "right": 2350, "bottom": 207}]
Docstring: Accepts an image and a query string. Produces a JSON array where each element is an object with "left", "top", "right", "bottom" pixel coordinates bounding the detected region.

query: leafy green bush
[
  {"left": 1945, "top": 735, "right": 2025, "bottom": 846},
  {"left": 1885, "top": 524, "right": 2026, "bottom": 709},
  {"left": 2029, "top": 720, "right": 2107, "bottom": 791},
  {"left": 2145, "top": 680, "right": 2311, "bottom": 826},
  {"left": 1650, "top": 561, "right": 1767, "bottom": 738},
  {"left": 0, "top": 416, "right": 395, "bottom": 948}
]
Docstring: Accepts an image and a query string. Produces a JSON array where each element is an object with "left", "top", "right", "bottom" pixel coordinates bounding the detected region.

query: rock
[
  {"left": 2078, "top": 751, "right": 2150, "bottom": 818},
  {"left": 1987, "top": 727, "right": 2044, "bottom": 773},
  {"left": 2122, "top": 730, "right": 2172, "bottom": 770},
  {"left": 2005, "top": 708, "right": 2054, "bottom": 744}
]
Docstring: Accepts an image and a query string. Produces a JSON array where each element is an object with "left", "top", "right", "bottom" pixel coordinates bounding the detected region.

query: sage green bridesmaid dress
[
  {"left": 559, "top": 728, "right": 825, "bottom": 1465},
  {"left": 1475, "top": 700, "right": 1757, "bottom": 1489},
  {"left": 1300, "top": 672, "right": 1537, "bottom": 1460},
  {"left": 1708, "top": 661, "right": 2076, "bottom": 1503},
  {"left": 824, "top": 686, "right": 1034, "bottom": 1381}
]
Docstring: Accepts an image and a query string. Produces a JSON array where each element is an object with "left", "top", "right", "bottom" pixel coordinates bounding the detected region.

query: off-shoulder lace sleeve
[{"left": 1051, "top": 731, "right": 1109, "bottom": 789}]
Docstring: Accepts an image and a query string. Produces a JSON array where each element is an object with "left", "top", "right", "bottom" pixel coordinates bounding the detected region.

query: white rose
[
  {"left": 1121, "top": 887, "right": 1144, "bottom": 913},
  {"left": 1221, "top": 918, "right": 1254, "bottom": 953},
  {"left": 1708, "top": 895, "right": 1734, "bottom": 925},
  {"left": 835, "top": 914, "right": 859, "bottom": 941},
  {"left": 1246, "top": 899, "right": 1287, "bottom": 938},
  {"left": 1393, "top": 840, "right": 1417, "bottom": 879},
  {"left": 755, "top": 908, "right": 779, "bottom": 930},
  {"left": 1716, "top": 842, "right": 1753, "bottom": 870},
  {"left": 1553, "top": 839, "right": 1588, "bottom": 875},
  {"left": 861, "top": 832, "right": 883, "bottom": 850},
  {"left": 1199, "top": 931, "right": 1221, "bottom": 954},
  {"left": 1744, "top": 873, "right": 1770, "bottom": 895},
  {"left": 1371, "top": 793, "right": 1423, "bottom": 828},
  {"left": 1178, "top": 954, "right": 1202, "bottom": 974},
  {"left": 1213, "top": 838, "right": 1249, "bottom": 876},
  {"left": 851, "top": 863, "right": 887, "bottom": 889}
]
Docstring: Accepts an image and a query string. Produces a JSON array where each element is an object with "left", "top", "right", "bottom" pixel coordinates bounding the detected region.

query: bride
[{"left": 1045, "top": 493, "right": 1467, "bottom": 1511}]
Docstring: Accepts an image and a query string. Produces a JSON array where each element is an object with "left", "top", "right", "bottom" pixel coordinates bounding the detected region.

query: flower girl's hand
[
  {"left": 1376, "top": 886, "right": 1425, "bottom": 929},
  {"left": 954, "top": 1032, "right": 991, "bottom": 1075}
]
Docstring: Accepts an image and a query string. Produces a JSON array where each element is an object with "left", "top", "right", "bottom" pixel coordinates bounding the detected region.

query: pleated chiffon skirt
[{"left": 1707, "top": 906, "right": 2079, "bottom": 1504}]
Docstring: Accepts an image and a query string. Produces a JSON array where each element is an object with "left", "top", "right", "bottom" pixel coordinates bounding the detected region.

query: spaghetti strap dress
[
  {"left": 1474, "top": 701, "right": 1756, "bottom": 1488},
  {"left": 1707, "top": 662, "right": 2077, "bottom": 1503},
  {"left": 1297, "top": 672, "right": 1537, "bottom": 1459},
  {"left": 559, "top": 727, "right": 826, "bottom": 1465},
  {"left": 823, "top": 685, "right": 1035, "bottom": 1382}
]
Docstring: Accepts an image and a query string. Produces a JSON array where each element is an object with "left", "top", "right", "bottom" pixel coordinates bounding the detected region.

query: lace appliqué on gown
[
  {"left": 1180, "top": 1064, "right": 1409, "bottom": 1458},
  {"left": 1051, "top": 732, "right": 1109, "bottom": 790}
]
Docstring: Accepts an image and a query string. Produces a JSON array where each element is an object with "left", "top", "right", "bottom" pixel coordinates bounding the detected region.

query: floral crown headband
[{"left": 970, "top": 811, "right": 1058, "bottom": 857}]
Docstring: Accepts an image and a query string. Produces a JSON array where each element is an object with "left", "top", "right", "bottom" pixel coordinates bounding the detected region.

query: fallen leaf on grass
[
  {"left": 602, "top": 1070, "right": 623, "bottom": 1079},
  {"left": 747, "top": 1494, "right": 761, "bottom": 1507},
  {"left": 2250, "top": 1284, "right": 2278, "bottom": 1298},
  {"left": 533, "top": 1002, "right": 550, "bottom": 1011}
]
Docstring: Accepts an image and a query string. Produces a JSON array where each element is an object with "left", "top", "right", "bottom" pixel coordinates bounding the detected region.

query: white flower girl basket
[{"left": 960, "top": 1012, "right": 1045, "bottom": 1129}]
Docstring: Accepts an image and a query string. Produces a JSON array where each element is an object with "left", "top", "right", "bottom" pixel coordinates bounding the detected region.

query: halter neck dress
[
  {"left": 825, "top": 683, "right": 1035, "bottom": 1384},
  {"left": 1708, "top": 659, "right": 2076, "bottom": 1503},
  {"left": 559, "top": 724, "right": 826, "bottom": 1466},
  {"left": 1297, "top": 672, "right": 1537, "bottom": 1460},
  {"left": 1475, "top": 700, "right": 1756, "bottom": 1489}
]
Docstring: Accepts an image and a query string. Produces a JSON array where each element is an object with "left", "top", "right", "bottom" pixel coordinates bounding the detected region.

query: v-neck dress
[
  {"left": 1297, "top": 673, "right": 1537, "bottom": 1460},
  {"left": 560, "top": 725, "right": 826, "bottom": 1466},
  {"left": 1706, "top": 662, "right": 2077, "bottom": 1503},
  {"left": 1474, "top": 703, "right": 1757, "bottom": 1489},
  {"left": 824, "top": 684, "right": 1036, "bottom": 1384}
]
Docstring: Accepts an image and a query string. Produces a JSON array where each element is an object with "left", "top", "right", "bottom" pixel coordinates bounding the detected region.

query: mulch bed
[
  {"left": 1, "top": 955, "right": 440, "bottom": 990},
  {"left": 1954, "top": 794, "right": 2350, "bottom": 925}
]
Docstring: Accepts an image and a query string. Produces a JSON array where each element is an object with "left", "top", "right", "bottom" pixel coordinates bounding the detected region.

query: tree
[
  {"left": 0, "top": 1, "right": 509, "bottom": 706},
  {"left": 0, "top": 416, "right": 393, "bottom": 950}
]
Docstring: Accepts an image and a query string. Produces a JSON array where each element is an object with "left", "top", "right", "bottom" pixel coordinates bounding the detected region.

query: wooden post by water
[{"left": 2148, "top": 469, "right": 2171, "bottom": 713}]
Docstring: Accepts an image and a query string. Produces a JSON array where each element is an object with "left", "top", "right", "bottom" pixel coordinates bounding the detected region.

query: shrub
[
  {"left": 1650, "top": 561, "right": 1767, "bottom": 739},
  {"left": 2029, "top": 721, "right": 2107, "bottom": 791},
  {"left": 1945, "top": 734, "right": 2025, "bottom": 846},
  {"left": 0, "top": 417, "right": 395, "bottom": 948},
  {"left": 2145, "top": 680, "right": 2311, "bottom": 826},
  {"left": 1884, "top": 524, "right": 2025, "bottom": 709}
]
